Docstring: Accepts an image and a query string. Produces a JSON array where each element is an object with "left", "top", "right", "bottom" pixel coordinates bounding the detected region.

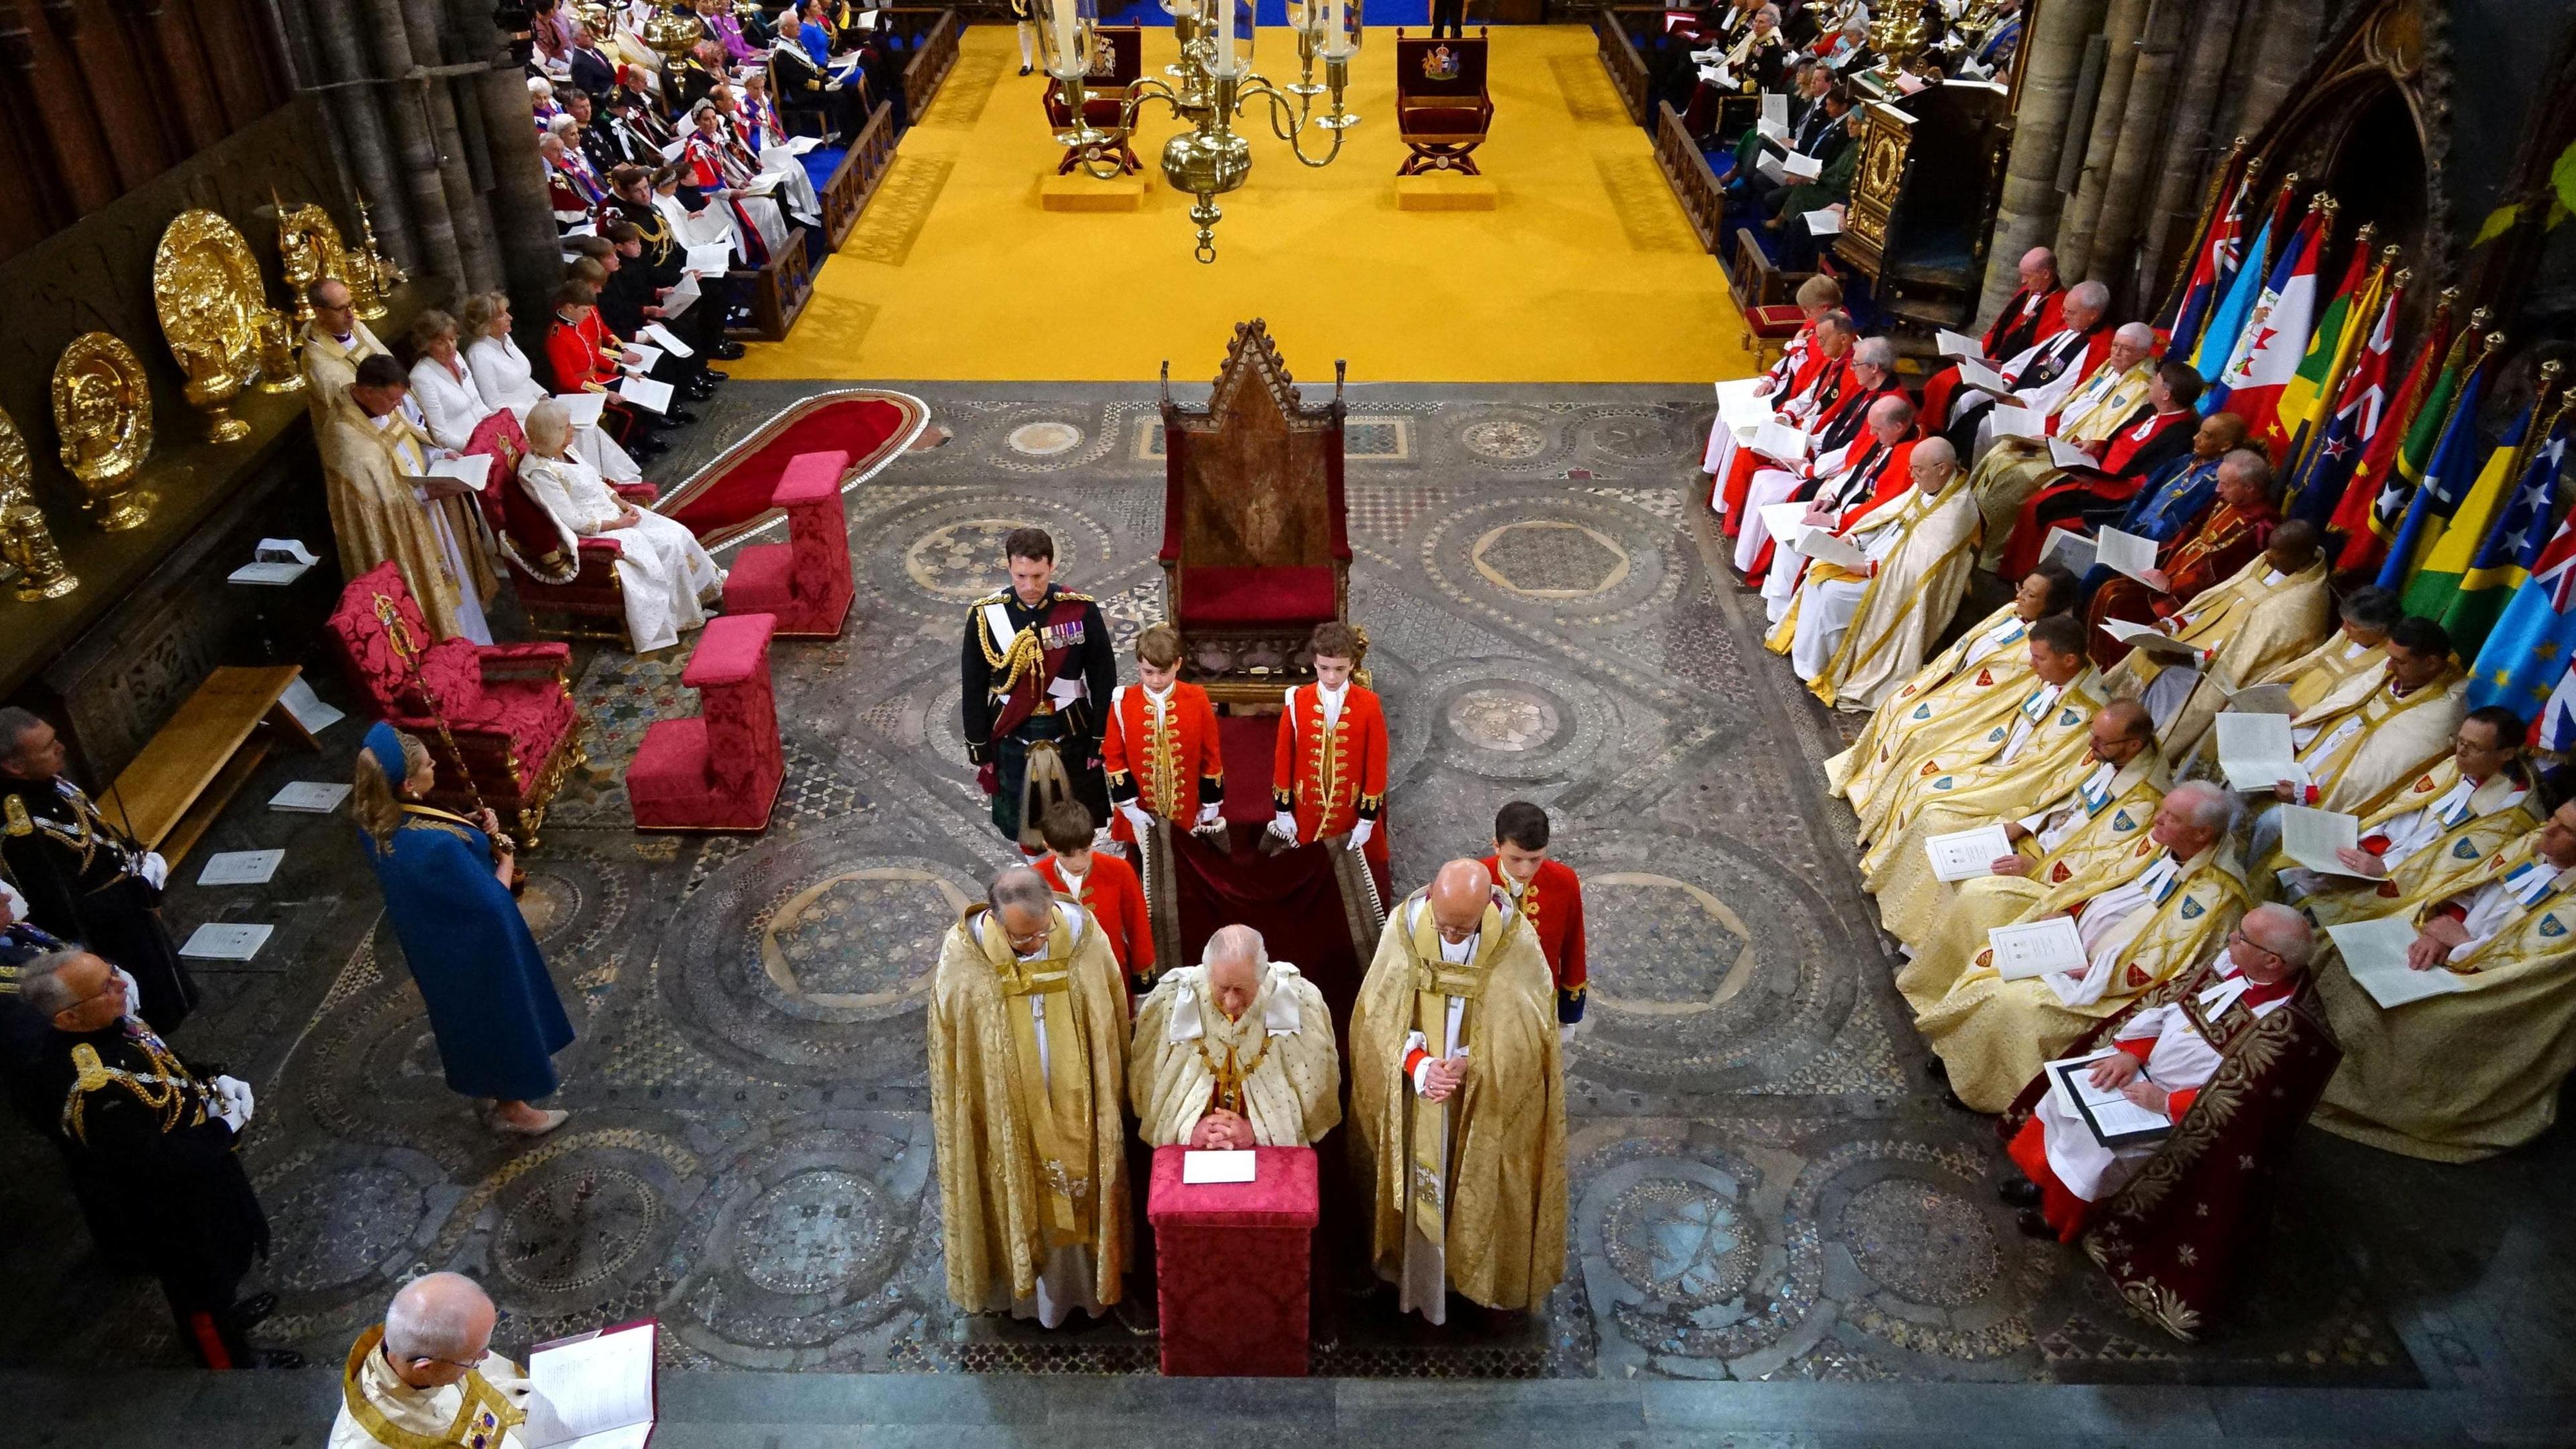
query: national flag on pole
[
  {"left": 2441, "top": 405, "right": 2571, "bottom": 655},
  {"left": 2465, "top": 508, "right": 2576, "bottom": 729},
  {"left": 2190, "top": 204, "right": 2280, "bottom": 390},
  {"left": 2288, "top": 271, "right": 2400, "bottom": 528},
  {"left": 2265, "top": 241, "right": 2375, "bottom": 466},
  {"left": 2336, "top": 315, "right": 2463, "bottom": 574},
  {"left": 2210, "top": 207, "right": 2325, "bottom": 426},
  {"left": 2399, "top": 394, "right": 2534, "bottom": 622},
  {"left": 2163, "top": 168, "right": 2253, "bottom": 362},
  {"left": 2375, "top": 352, "right": 2494, "bottom": 594}
]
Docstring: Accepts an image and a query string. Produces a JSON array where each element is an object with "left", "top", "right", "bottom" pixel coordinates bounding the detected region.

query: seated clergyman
[
  {"left": 1130, "top": 924, "right": 1342, "bottom": 1149},
  {"left": 2283, "top": 706, "right": 2536, "bottom": 925},
  {"left": 331, "top": 1273, "right": 535, "bottom": 1449}
]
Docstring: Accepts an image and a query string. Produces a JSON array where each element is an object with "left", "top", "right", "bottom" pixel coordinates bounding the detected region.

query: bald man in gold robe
[{"left": 1350, "top": 859, "right": 1566, "bottom": 1323}]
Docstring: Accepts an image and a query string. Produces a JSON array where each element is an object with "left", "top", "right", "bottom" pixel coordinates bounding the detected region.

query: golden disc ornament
[
  {"left": 51, "top": 332, "right": 157, "bottom": 532},
  {"left": 152, "top": 208, "right": 267, "bottom": 443}
]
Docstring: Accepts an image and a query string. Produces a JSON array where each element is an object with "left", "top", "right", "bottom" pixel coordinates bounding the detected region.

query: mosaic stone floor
[{"left": 3, "top": 382, "right": 2570, "bottom": 1396}]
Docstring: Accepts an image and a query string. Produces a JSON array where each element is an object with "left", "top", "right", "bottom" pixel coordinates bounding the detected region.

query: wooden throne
[
  {"left": 1157, "top": 320, "right": 1352, "bottom": 706},
  {"left": 1394, "top": 30, "right": 1495, "bottom": 176}
]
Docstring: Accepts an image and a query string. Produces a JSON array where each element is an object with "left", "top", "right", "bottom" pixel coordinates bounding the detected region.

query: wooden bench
[
  {"left": 818, "top": 102, "right": 900, "bottom": 250},
  {"left": 724, "top": 223, "right": 818, "bottom": 343},
  {"left": 107, "top": 664, "right": 319, "bottom": 865}
]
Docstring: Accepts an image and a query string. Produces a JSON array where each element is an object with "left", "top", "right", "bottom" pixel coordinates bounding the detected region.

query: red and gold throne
[
  {"left": 1157, "top": 319, "right": 1352, "bottom": 704},
  {"left": 1043, "top": 24, "right": 1144, "bottom": 175},
  {"left": 1393, "top": 30, "right": 1493, "bottom": 176}
]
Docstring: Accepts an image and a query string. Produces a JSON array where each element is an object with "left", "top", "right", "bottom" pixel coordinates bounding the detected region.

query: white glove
[
  {"left": 1268, "top": 811, "right": 1298, "bottom": 841},
  {"left": 214, "top": 1075, "right": 256, "bottom": 1125},
  {"left": 139, "top": 851, "right": 169, "bottom": 891},
  {"left": 1345, "top": 818, "right": 1374, "bottom": 853},
  {"left": 0, "top": 876, "right": 25, "bottom": 924},
  {"left": 1195, "top": 802, "right": 1223, "bottom": 829},
  {"left": 1121, "top": 804, "right": 1155, "bottom": 840}
]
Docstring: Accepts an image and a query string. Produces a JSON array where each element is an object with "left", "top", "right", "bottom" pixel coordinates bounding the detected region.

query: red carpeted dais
[{"left": 658, "top": 388, "right": 931, "bottom": 547}]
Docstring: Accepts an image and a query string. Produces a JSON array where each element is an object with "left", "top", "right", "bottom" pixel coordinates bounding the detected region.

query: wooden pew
[
  {"left": 818, "top": 102, "right": 900, "bottom": 250},
  {"left": 1654, "top": 100, "right": 1725, "bottom": 256},
  {"left": 106, "top": 664, "right": 319, "bottom": 866},
  {"left": 1593, "top": 9, "right": 1653, "bottom": 125},
  {"left": 724, "top": 225, "right": 818, "bottom": 343}
]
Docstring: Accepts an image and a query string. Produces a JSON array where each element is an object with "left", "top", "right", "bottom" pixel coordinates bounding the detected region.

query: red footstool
[
  {"left": 720, "top": 449, "right": 854, "bottom": 638},
  {"left": 1148, "top": 1144, "right": 1319, "bottom": 1377},
  {"left": 627, "top": 612, "right": 786, "bottom": 831}
]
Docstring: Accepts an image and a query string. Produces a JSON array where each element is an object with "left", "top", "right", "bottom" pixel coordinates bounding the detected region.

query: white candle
[
  {"left": 1215, "top": 0, "right": 1236, "bottom": 71},
  {"left": 1049, "top": 0, "right": 1077, "bottom": 70},
  {"left": 1323, "top": 0, "right": 1344, "bottom": 54}
]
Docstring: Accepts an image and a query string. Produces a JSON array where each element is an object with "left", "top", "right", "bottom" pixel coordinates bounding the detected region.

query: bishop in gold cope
[
  {"left": 928, "top": 865, "right": 1132, "bottom": 1326},
  {"left": 331, "top": 1274, "right": 535, "bottom": 1449},
  {"left": 1349, "top": 859, "right": 1567, "bottom": 1324}
]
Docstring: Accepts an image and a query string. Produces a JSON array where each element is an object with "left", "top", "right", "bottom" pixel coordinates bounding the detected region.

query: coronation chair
[
  {"left": 1042, "top": 25, "right": 1144, "bottom": 175},
  {"left": 1393, "top": 30, "right": 1495, "bottom": 176}
]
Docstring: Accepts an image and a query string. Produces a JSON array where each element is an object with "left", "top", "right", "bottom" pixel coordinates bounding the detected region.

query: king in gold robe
[
  {"left": 1130, "top": 943, "right": 1342, "bottom": 1148},
  {"left": 2312, "top": 804, "right": 2576, "bottom": 1161},
  {"left": 2108, "top": 526, "right": 2330, "bottom": 757},
  {"left": 1912, "top": 784, "right": 2249, "bottom": 1110},
  {"left": 321, "top": 394, "right": 496, "bottom": 643},
  {"left": 1349, "top": 863, "right": 1566, "bottom": 1322},
  {"left": 929, "top": 883, "right": 1132, "bottom": 1324}
]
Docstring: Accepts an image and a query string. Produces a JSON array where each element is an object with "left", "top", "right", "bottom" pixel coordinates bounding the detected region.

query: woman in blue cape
[{"left": 354, "top": 722, "right": 574, "bottom": 1136}]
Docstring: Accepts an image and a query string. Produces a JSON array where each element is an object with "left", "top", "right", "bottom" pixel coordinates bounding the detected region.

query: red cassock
[
  {"left": 1720, "top": 352, "right": 1858, "bottom": 535},
  {"left": 1483, "top": 855, "right": 1589, "bottom": 1026},
  {"left": 1035, "top": 849, "right": 1155, "bottom": 991},
  {"left": 1102, "top": 682, "right": 1226, "bottom": 843},
  {"left": 1271, "top": 683, "right": 1389, "bottom": 870},
  {"left": 1995, "top": 406, "right": 2201, "bottom": 580},
  {"left": 1919, "top": 284, "right": 2068, "bottom": 425},
  {"left": 1997, "top": 965, "right": 2341, "bottom": 1341}
]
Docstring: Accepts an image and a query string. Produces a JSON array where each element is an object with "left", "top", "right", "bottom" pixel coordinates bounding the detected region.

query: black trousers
[{"left": 1430, "top": 0, "right": 1464, "bottom": 38}]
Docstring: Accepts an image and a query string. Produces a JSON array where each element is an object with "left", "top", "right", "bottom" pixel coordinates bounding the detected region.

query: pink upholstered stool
[
  {"left": 720, "top": 449, "right": 854, "bottom": 638},
  {"left": 1148, "top": 1144, "right": 1319, "bottom": 1377},
  {"left": 628, "top": 612, "right": 786, "bottom": 831}
]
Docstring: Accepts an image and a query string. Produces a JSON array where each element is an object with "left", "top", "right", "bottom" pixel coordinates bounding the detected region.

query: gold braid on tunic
[{"left": 62, "top": 1032, "right": 215, "bottom": 1146}]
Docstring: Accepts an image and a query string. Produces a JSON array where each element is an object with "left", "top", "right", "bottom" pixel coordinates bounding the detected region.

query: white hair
[
  {"left": 2065, "top": 280, "right": 2112, "bottom": 317},
  {"left": 1201, "top": 923, "right": 1269, "bottom": 971},
  {"left": 525, "top": 398, "right": 574, "bottom": 453},
  {"left": 15, "top": 947, "right": 90, "bottom": 1017},
  {"left": 527, "top": 75, "right": 554, "bottom": 99},
  {"left": 383, "top": 1273, "right": 493, "bottom": 1363},
  {"left": 2114, "top": 321, "right": 2157, "bottom": 349},
  {"left": 2240, "top": 902, "right": 2314, "bottom": 968},
  {"left": 1852, "top": 336, "right": 1896, "bottom": 370},
  {"left": 2165, "top": 779, "right": 2241, "bottom": 835},
  {"left": 548, "top": 113, "right": 579, "bottom": 137}
]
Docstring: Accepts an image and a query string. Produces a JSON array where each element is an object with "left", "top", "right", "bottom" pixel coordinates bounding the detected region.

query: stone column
[
  {"left": 398, "top": 0, "right": 503, "bottom": 293},
  {"left": 2051, "top": 0, "right": 2149, "bottom": 283},
  {"left": 2133, "top": 0, "right": 2243, "bottom": 315},
  {"left": 359, "top": 0, "right": 465, "bottom": 286},
  {"left": 2237, "top": 0, "right": 2326, "bottom": 141},
  {"left": 444, "top": 0, "right": 566, "bottom": 316},
  {"left": 2087, "top": 0, "right": 2188, "bottom": 308},
  {"left": 1975, "top": 0, "right": 2112, "bottom": 322},
  {"left": 275, "top": 0, "right": 420, "bottom": 277}
]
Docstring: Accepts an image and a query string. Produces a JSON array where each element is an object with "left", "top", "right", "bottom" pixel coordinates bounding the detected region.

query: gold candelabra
[{"left": 1040, "top": 0, "right": 1362, "bottom": 263}]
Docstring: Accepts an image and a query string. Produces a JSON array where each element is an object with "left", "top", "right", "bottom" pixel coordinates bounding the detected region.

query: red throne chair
[
  {"left": 464, "top": 411, "right": 664, "bottom": 644},
  {"left": 1043, "top": 25, "right": 1144, "bottom": 175},
  {"left": 627, "top": 612, "right": 786, "bottom": 832},
  {"left": 720, "top": 448, "right": 855, "bottom": 638},
  {"left": 1157, "top": 319, "right": 1351, "bottom": 699},
  {"left": 1393, "top": 30, "right": 1493, "bottom": 176},
  {"left": 326, "top": 562, "right": 588, "bottom": 844}
]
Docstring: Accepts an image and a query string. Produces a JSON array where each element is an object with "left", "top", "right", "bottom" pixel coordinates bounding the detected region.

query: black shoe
[
  {"left": 253, "top": 1349, "right": 306, "bottom": 1369},
  {"left": 2015, "top": 1208, "right": 2058, "bottom": 1241},
  {"left": 712, "top": 341, "right": 747, "bottom": 360},
  {"left": 1924, "top": 1058, "right": 1950, "bottom": 1085},
  {"left": 631, "top": 437, "right": 669, "bottom": 460},
  {"left": 1996, "top": 1177, "right": 2042, "bottom": 1208},
  {"left": 659, "top": 408, "right": 700, "bottom": 427},
  {"left": 233, "top": 1292, "right": 278, "bottom": 1328},
  {"left": 698, "top": 368, "right": 729, "bottom": 384},
  {"left": 686, "top": 383, "right": 719, "bottom": 403},
  {"left": 1019, "top": 64, "right": 1032, "bottom": 76}
]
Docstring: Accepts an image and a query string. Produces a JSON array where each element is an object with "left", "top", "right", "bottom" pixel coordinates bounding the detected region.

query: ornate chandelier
[{"left": 1036, "top": 0, "right": 1363, "bottom": 262}]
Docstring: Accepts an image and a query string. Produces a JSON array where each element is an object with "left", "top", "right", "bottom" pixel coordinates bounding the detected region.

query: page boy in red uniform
[
  {"left": 1267, "top": 621, "right": 1390, "bottom": 876},
  {"left": 1032, "top": 798, "right": 1154, "bottom": 1000},
  {"left": 1484, "top": 799, "right": 1589, "bottom": 1040},
  {"left": 1101, "top": 623, "right": 1226, "bottom": 852}
]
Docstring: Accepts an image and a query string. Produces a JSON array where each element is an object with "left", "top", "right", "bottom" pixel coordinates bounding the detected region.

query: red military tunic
[
  {"left": 1271, "top": 682, "right": 1388, "bottom": 857},
  {"left": 1102, "top": 682, "right": 1226, "bottom": 843},
  {"left": 1483, "top": 855, "right": 1589, "bottom": 1026},
  {"left": 1035, "top": 850, "right": 1155, "bottom": 994}
]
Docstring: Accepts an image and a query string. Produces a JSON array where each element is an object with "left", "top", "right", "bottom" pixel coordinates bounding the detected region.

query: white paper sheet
[
  {"left": 1988, "top": 915, "right": 2086, "bottom": 981},
  {"left": 1758, "top": 501, "right": 1819, "bottom": 548},
  {"left": 421, "top": 455, "right": 489, "bottom": 489},
  {"left": 1715, "top": 376, "right": 1774, "bottom": 429},
  {"left": 1761, "top": 91, "right": 1788, "bottom": 129},
  {"left": 1756, "top": 116, "right": 1788, "bottom": 144},
  {"left": 268, "top": 782, "right": 352, "bottom": 813},
  {"left": 178, "top": 923, "right": 272, "bottom": 961},
  {"left": 2220, "top": 682, "right": 2294, "bottom": 716},
  {"left": 661, "top": 272, "right": 700, "bottom": 318},
  {"left": 2098, "top": 618, "right": 2201, "bottom": 657},
  {"left": 2329, "top": 916, "right": 2471, "bottom": 1008},
  {"left": 553, "top": 392, "right": 610, "bottom": 428},
  {"left": 684, "top": 241, "right": 732, "bottom": 276},
  {"left": 523, "top": 1322, "right": 657, "bottom": 1449},
  {"left": 620, "top": 342, "right": 663, "bottom": 374},
  {"left": 1791, "top": 523, "right": 1868, "bottom": 572},
  {"left": 2039, "top": 526, "right": 2096, "bottom": 576},
  {"left": 2046, "top": 1051, "right": 2174, "bottom": 1143},
  {"left": 657, "top": 138, "right": 686, "bottom": 162},
  {"left": 639, "top": 321, "right": 694, "bottom": 358},
  {"left": 2279, "top": 806, "right": 2367, "bottom": 877},
  {"left": 1181, "top": 1149, "right": 1257, "bottom": 1184},
  {"left": 1927, "top": 825, "right": 2014, "bottom": 882},
  {"left": 1755, "top": 153, "right": 1786, "bottom": 183},
  {"left": 1935, "top": 327, "right": 1985, "bottom": 359},
  {"left": 2093, "top": 526, "right": 2161, "bottom": 583},
  {"left": 195, "top": 850, "right": 284, "bottom": 888},
  {"left": 1955, "top": 358, "right": 2011, "bottom": 395},
  {"left": 280, "top": 678, "right": 343, "bottom": 735},
  {"left": 1987, "top": 404, "right": 2045, "bottom": 440},
  {"left": 2214, "top": 712, "right": 2308, "bottom": 793},
  {"left": 617, "top": 376, "right": 674, "bottom": 415},
  {"left": 257, "top": 537, "right": 319, "bottom": 566},
  {"left": 227, "top": 561, "right": 309, "bottom": 586},
  {"left": 1751, "top": 419, "right": 1811, "bottom": 462},
  {"left": 1780, "top": 150, "right": 1823, "bottom": 182},
  {"left": 2047, "top": 437, "right": 2100, "bottom": 471},
  {"left": 1801, "top": 208, "right": 1844, "bottom": 236}
]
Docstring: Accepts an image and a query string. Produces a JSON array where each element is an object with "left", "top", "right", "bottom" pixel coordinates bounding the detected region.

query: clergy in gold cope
[
  {"left": 2110, "top": 520, "right": 2329, "bottom": 757},
  {"left": 2177, "top": 583, "right": 2398, "bottom": 777},
  {"left": 928, "top": 866, "right": 1132, "bottom": 1326},
  {"left": 2245, "top": 616, "right": 2467, "bottom": 865},
  {"left": 1349, "top": 859, "right": 1568, "bottom": 1324},
  {"left": 1131, "top": 924, "right": 1342, "bottom": 1149},
  {"left": 332, "top": 1274, "right": 535, "bottom": 1449},
  {"left": 2282, "top": 709, "right": 2536, "bottom": 926},
  {"left": 322, "top": 355, "right": 496, "bottom": 643}
]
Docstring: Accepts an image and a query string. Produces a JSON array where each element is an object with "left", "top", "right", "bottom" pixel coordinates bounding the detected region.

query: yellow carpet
[{"left": 729, "top": 24, "right": 1755, "bottom": 384}]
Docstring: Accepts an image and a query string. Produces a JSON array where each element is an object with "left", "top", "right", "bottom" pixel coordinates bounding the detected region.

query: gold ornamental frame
[
  {"left": 152, "top": 209, "right": 268, "bottom": 444},
  {"left": 50, "top": 332, "right": 157, "bottom": 533}
]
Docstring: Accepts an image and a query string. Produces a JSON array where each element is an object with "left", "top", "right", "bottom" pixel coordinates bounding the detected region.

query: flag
[
  {"left": 2466, "top": 511, "right": 2576, "bottom": 728},
  {"left": 2375, "top": 352, "right": 2493, "bottom": 593},
  {"left": 2266, "top": 242, "right": 2375, "bottom": 466},
  {"left": 2335, "top": 315, "right": 2463, "bottom": 574},
  {"left": 2190, "top": 205, "right": 2279, "bottom": 388},
  {"left": 2440, "top": 406, "right": 2571, "bottom": 654},
  {"left": 2398, "top": 395, "right": 2534, "bottom": 622},
  {"left": 2163, "top": 168, "right": 2252, "bottom": 362},
  {"left": 2209, "top": 207, "right": 2325, "bottom": 426},
  {"left": 2288, "top": 272, "right": 2400, "bottom": 528}
]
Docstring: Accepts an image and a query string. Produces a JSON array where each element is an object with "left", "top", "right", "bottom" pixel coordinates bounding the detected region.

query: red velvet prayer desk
[{"left": 1147, "top": 1144, "right": 1320, "bottom": 1377}]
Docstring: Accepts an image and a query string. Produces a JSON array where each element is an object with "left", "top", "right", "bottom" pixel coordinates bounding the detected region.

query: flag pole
[
  {"left": 2154, "top": 135, "right": 2251, "bottom": 327},
  {"left": 2282, "top": 233, "right": 2388, "bottom": 486}
]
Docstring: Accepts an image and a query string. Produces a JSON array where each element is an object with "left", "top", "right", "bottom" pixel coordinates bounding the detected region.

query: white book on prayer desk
[
  {"left": 2329, "top": 917, "right": 2473, "bottom": 1009},
  {"left": 1988, "top": 916, "right": 2085, "bottom": 981},
  {"left": 523, "top": 1320, "right": 657, "bottom": 1449},
  {"left": 2046, "top": 1051, "right": 2174, "bottom": 1148}
]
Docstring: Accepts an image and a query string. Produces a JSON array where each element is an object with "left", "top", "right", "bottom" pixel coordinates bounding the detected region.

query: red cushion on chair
[
  {"left": 1747, "top": 304, "right": 1805, "bottom": 337},
  {"left": 1406, "top": 106, "right": 1489, "bottom": 133},
  {"left": 684, "top": 613, "right": 776, "bottom": 689},
  {"left": 1177, "top": 566, "right": 1339, "bottom": 627},
  {"left": 722, "top": 544, "right": 795, "bottom": 614}
]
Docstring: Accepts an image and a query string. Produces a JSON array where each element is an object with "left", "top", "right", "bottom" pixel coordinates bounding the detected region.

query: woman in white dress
[
  {"left": 456, "top": 292, "right": 646, "bottom": 484},
  {"left": 520, "top": 400, "right": 722, "bottom": 653}
]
